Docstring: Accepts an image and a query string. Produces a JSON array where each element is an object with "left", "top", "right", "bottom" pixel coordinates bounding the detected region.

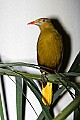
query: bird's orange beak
[
  {"left": 27, "top": 20, "right": 41, "bottom": 26},
  {"left": 27, "top": 21, "right": 35, "bottom": 25}
]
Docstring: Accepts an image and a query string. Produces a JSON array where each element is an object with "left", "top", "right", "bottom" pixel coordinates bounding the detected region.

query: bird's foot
[{"left": 41, "top": 71, "right": 49, "bottom": 82}]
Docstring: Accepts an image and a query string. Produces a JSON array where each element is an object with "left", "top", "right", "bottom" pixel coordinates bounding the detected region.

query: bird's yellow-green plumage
[
  {"left": 28, "top": 18, "right": 63, "bottom": 105},
  {"left": 37, "top": 28, "right": 63, "bottom": 71}
]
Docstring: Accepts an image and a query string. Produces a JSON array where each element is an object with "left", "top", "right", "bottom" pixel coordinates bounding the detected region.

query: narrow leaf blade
[
  {"left": 0, "top": 95, "right": 4, "bottom": 120},
  {"left": 16, "top": 77, "right": 22, "bottom": 120}
]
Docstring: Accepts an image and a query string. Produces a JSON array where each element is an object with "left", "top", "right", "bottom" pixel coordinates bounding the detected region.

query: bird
[{"left": 28, "top": 18, "right": 63, "bottom": 105}]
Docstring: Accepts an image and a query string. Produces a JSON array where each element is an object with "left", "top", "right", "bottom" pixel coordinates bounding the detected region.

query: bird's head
[{"left": 28, "top": 18, "right": 53, "bottom": 30}]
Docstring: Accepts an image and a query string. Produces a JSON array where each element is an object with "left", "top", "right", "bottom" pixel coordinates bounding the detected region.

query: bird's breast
[{"left": 37, "top": 29, "right": 63, "bottom": 71}]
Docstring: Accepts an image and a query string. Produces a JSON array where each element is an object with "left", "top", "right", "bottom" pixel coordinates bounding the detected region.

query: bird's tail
[{"left": 42, "top": 82, "right": 52, "bottom": 105}]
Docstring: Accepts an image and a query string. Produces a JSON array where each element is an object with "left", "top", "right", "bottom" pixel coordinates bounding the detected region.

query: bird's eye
[{"left": 42, "top": 19, "right": 46, "bottom": 22}]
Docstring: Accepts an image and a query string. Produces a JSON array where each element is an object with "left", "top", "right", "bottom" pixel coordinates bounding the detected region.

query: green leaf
[
  {"left": 53, "top": 85, "right": 66, "bottom": 103},
  {"left": 16, "top": 77, "right": 22, "bottom": 120},
  {"left": 0, "top": 95, "right": 4, "bottom": 120},
  {"left": 69, "top": 52, "right": 80, "bottom": 72},
  {"left": 74, "top": 107, "right": 80, "bottom": 120},
  {"left": 68, "top": 52, "right": 80, "bottom": 119},
  {"left": 37, "top": 111, "right": 45, "bottom": 120},
  {"left": 53, "top": 94, "right": 80, "bottom": 120},
  {"left": 47, "top": 73, "right": 61, "bottom": 84},
  {"left": 59, "top": 73, "right": 80, "bottom": 93},
  {"left": 0, "top": 68, "right": 41, "bottom": 81},
  {"left": 23, "top": 78, "right": 52, "bottom": 120},
  {"left": 62, "top": 72, "right": 80, "bottom": 77},
  {"left": 0, "top": 68, "right": 21, "bottom": 77},
  {"left": 0, "top": 62, "right": 54, "bottom": 72},
  {"left": 0, "top": 62, "right": 39, "bottom": 70}
]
